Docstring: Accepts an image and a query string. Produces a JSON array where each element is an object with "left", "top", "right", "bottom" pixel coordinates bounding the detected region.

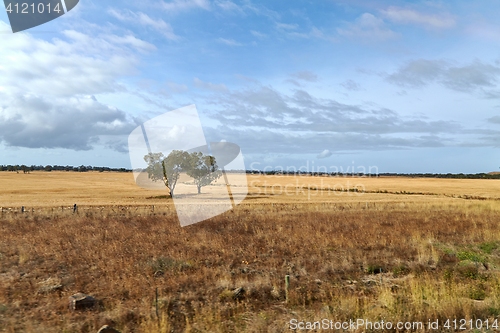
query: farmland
[{"left": 1, "top": 171, "right": 500, "bottom": 332}]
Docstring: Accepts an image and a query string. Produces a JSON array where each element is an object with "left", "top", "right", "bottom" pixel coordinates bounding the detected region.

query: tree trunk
[{"left": 197, "top": 186, "right": 201, "bottom": 194}]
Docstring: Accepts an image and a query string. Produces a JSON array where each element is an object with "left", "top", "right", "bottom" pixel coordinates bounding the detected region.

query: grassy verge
[{"left": 1, "top": 201, "right": 500, "bottom": 332}]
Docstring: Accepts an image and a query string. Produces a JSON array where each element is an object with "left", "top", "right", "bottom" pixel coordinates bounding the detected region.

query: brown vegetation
[{"left": 1, "top": 173, "right": 500, "bottom": 332}]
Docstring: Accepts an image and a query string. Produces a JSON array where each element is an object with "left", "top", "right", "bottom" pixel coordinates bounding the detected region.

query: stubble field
[{"left": 1, "top": 171, "right": 500, "bottom": 332}]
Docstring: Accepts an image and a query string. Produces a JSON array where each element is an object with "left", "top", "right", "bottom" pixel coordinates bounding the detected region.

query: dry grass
[
  {"left": 248, "top": 174, "right": 500, "bottom": 201},
  {"left": 1, "top": 172, "right": 500, "bottom": 332},
  {"left": 1, "top": 171, "right": 499, "bottom": 207},
  {"left": 0, "top": 171, "right": 168, "bottom": 207}
]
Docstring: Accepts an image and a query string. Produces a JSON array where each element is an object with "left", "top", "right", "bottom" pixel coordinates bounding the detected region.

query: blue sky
[{"left": 0, "top": 0, "right": 499, "bottom": 173}]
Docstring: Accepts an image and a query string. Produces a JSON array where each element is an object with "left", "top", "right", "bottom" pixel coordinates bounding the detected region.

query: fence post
[
  {"left": 155, "top": 287, "right": 160, "bottom": 325},
  {"left": 285, "top": 275, "right": 290, "bottom": 303}
]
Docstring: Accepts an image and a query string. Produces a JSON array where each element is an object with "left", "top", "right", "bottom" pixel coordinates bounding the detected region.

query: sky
[{"left": 0, "top": 0, "right": 499, "bottom": 173}]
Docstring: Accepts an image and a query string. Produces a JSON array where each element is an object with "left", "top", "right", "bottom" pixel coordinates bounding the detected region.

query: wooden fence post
[{"left": 285, "top": 275, "right": 290, "bottom": 303}]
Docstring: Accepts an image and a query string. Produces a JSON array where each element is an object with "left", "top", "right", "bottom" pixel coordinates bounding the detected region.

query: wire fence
[{"left": 0, "top": 204, "right": 178, "bottom": 220}]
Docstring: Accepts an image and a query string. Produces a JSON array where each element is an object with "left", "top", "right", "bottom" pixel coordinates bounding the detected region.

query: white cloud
[
  {"left": 444, "top": 62, "right": 500, "bottom": 91},
  {"left": 276, "top": 22, "right": 298, "bottom": 31},
  {"left": 387, "top": 59, "right": 447, "bottom": 87},
  {"left": 0, "top": 93, "right": 134, "bottom": 150},
  {"left": 217, "top": 37, "right": 243, "bottom": 46},
  {"left": 341, "top": 80, "right": 361, "bottom": 91},
  {"left": 337, "top": 13, "right": 399, "bottom": 41},
  {"left": 242, "top": 2, "right": 280, "bottom": 20},
  {"left": 193, "top": 77, "right": 228, "bottom": 92},
  {"left": 488, "top": 116, "right": 500, "bottom": 125},
  {"left": 215, "top": 0, "right": 243, "bottom": 13},
  {"left": 317, "top": 149, "right": 333, "bottom": 159},
  {"left": 381, "top": 6, "right": 455, "bottom": 29},
  {"left": 203, "top": 84, "right": 464, "bottom": 153},
  {"left": 0, "top": 24, "right": 143, "bottom": 97},
  {"left": 285, "top": 27, "right": 329, "bottom": 40},
  {"left": 167, "top": 125, "right": 187, "bottom": 140},
  {"left": 291, "top": 71, "right": 318, "bottom": 82},
  {"left": 466, "top": 22, "right": 500, "bottom": 42},
  {"left": 137, "top": 13, "right": 179, "bottom": 40},
  {"left": 104, "top": 34, "right": 157, "bottom": 52},
  {"left": 0, "top": 21, "right": 149, "bottom": 151},
  {"left": 309, "top": 27, "right": 328, "bottom": 39},
  {"left": 250, "top": 30, "right": 267, "bottom": 38},
  {"left": 161, "top": 0, "right": 210, "bottom": 12},
  {"left": 205, "top": 85, "right": 463, "bottom": 152},
  {"left": 166, "top": 81, "right": 189, "bottom": 93},
  {"left": 387, "top": 59, "right": 500, "bottom": 93},
  {"left": 108, "top": 9, "right": 180, "bottom": 41},
  {"left": 275, "top": 22, "right": 330, "bottom": 41}
]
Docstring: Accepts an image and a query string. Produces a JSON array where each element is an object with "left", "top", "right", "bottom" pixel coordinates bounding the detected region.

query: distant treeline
[
  {"left": 1, "top": 165, "right": 499, "bottom": 179},
  {"left": 0, "top": 165, "right": 131, "bottom": 173},
  {"left": 245, "top": 170, "right": 500, "bottom": 179},
  {"left": 378, "top": 172, "right": 500, "bottom": 179}
]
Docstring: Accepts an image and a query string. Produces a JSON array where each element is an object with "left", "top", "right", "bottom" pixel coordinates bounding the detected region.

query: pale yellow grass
[
  {"left": 0, "top": 171, "right": 166, "bottom": 207},
  {"left": 0, "top": 171, "right": 499, "bottom": 208},
  {"left": 249, "top": 174, "right": 500, "bottom": 198}
]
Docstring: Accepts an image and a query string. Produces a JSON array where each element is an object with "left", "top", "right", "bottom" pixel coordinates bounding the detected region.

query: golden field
[
  {"left": 1, "top": 171, "right": 500, "bottom": 332},
  {"left": 1, "top": 171, "right": 499, "bottom": 207}
]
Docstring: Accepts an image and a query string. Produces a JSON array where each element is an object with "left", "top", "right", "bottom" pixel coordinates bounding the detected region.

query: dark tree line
[
  {"left": 0, "top": 165, "right": 131, "bottom": 173},
  {"left": 1, "top": 163, "right": 498, "bottom": 179},
  {"left": 246, "top": 170, "right": 500, "bottom": 179}
]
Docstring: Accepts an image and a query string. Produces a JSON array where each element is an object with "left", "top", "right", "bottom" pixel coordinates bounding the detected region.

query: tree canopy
[
  {"left": 143, "top": 150, "right": 221, "bottom": 197},
  {"left": 186, "top": 152, "right": 222, "bottom": 194}
]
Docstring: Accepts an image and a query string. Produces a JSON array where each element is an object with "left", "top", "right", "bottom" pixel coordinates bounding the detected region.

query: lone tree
[
  {"left": 144, "top": 150, "right": 222, "bottom": 196},
  {"left": 144, "top": 150, "right": 190, "bottom": 198},
  {"left": 186, "top": 152, "right": 222, "bottom": 194}
]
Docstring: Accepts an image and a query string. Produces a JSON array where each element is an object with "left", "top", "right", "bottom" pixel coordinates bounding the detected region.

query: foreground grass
[{"left": 1, "top": 201, "right": 500, "bottom": 332}]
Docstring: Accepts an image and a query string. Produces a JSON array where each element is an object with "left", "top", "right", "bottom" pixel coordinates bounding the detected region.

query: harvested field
[{"left": 1, "top": 172, "right": 500, "bottom": 332}]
